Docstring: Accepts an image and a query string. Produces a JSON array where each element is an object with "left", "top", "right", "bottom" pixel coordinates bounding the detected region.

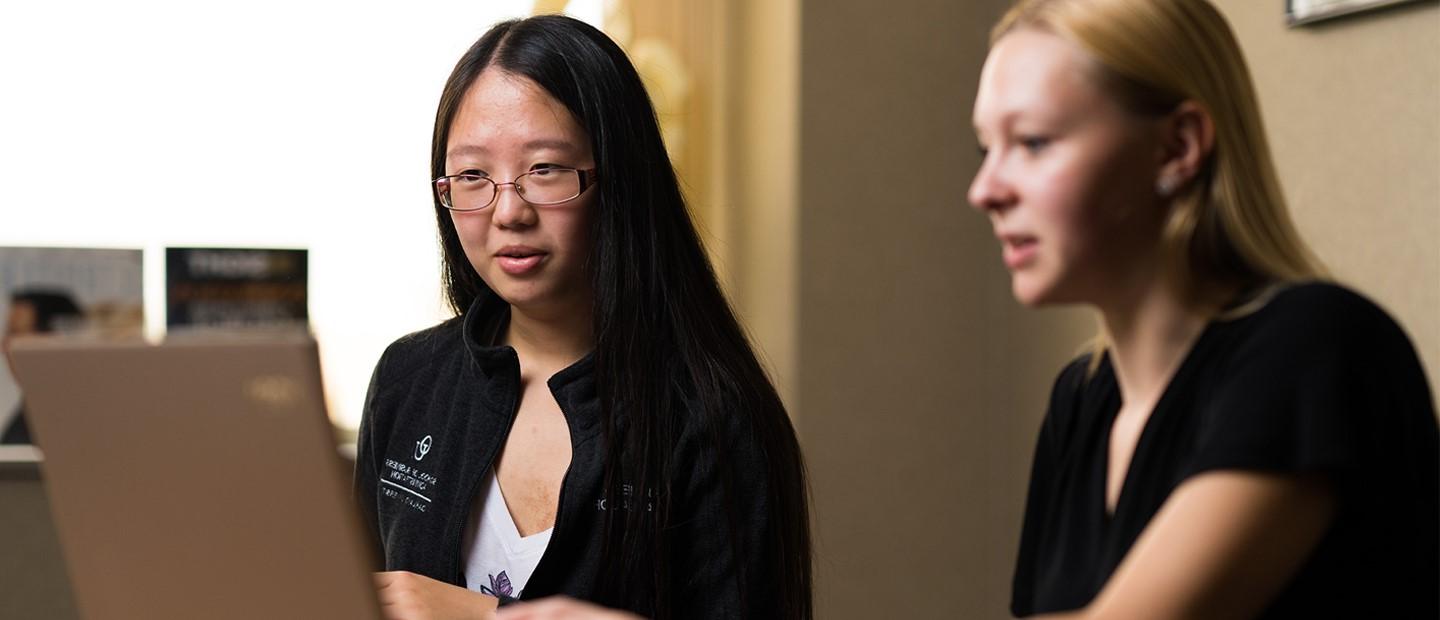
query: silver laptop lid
[{"left": 10, "top": 337, "right": 380, "bottom": 620}]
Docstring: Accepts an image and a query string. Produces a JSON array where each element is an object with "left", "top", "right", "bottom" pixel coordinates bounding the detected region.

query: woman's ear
[{"left": 1156, "top": 100, "right": 1215, "bottom": 197}]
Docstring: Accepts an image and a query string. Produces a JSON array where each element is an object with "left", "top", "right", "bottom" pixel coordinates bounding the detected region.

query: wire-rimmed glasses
[{"left": 433, "top": 168, "right": 598, "bottom": 212}]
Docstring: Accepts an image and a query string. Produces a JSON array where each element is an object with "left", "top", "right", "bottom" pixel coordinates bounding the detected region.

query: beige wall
[
  {"left": 792, "top": 1, "right": 1092, "bottom": 617},
  {"left": 717, "top": 1, "right": 1440, "bottom": 619},
  {"left": 725, "top": 0, "right": 802, "bottom": 413}
]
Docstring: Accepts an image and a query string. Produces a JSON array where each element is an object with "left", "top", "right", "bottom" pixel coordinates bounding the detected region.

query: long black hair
[{"left": 430, "top": 15, "right": 811, "bottom": 619}]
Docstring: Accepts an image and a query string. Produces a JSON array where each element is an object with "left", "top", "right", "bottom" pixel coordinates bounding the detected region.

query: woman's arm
[
  {"left": 373, "top": 571, "right": 500, "bottom": 620},
  {"left": 1036, "top": 471, "right": 1335, "bottom": 620},
  {"left": 496, "top": 597, "right": 642, "bottom": 619}
]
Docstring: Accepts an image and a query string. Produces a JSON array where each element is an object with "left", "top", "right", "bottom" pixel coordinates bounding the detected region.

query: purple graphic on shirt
[{"left": 480, "top": 571, "right": 514, "bottom": 598}]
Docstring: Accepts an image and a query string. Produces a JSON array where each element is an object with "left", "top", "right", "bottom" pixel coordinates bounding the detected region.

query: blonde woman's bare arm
[{"left": 1034, "top": 471, "right": 1335, "bottom": 620}]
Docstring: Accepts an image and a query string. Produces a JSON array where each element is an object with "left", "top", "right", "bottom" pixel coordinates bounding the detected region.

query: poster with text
[{"left": 166, "top": 247, "right": 309, "bottom": 332}]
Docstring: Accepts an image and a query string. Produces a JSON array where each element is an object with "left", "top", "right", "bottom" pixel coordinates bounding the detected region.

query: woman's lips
[
  {"left": 495, "top": 246, "right": 547, "bottom": 276},
  {"left": 1000, "top": 235, "right": 1038, "bottom": 270}
]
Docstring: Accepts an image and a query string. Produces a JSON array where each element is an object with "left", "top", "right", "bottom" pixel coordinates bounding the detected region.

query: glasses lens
[
  {"left": 439, "top": 175, "right": 494, "bottom": 211},
  {"left": 517, "top": 169, "right": 581, "bottom": 204}
]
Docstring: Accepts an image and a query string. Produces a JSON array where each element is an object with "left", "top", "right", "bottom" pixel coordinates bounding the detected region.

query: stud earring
[{"left": 1157, "top": 175, "right": 1177, "bottom": 197}]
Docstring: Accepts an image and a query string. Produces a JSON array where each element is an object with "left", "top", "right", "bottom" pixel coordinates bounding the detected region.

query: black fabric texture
[
  {"left": 353, "top": 288, "right": 781, "bottom": 618},
  {"left": 1012, "top": 282, "right": 1439, "bottom": 618}
]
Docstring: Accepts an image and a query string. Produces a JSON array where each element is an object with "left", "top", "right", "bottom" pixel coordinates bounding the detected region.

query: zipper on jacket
[{"left": 449, "top": 360, "right": 522, "bottom": 585}]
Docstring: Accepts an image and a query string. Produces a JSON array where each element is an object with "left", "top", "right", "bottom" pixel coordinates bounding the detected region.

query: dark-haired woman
[{"left": 354, "top": 15, "right": 812, "bottom": 620}]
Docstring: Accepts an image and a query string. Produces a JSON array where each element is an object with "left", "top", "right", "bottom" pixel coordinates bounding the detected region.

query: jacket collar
[
  {"left": 460, "top": 288, "right": 603, "bottom": 441},
  {"left": 461, "top": 288, "right": 519, "bottom": 382}
]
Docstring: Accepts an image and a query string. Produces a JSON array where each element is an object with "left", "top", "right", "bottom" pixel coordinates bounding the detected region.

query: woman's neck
[
  {"left": 504, "top": 305, "right": 594, "bottom": 377},
  {"left": 1097, "top": 275, "right": 1226, "bottom": 411}
]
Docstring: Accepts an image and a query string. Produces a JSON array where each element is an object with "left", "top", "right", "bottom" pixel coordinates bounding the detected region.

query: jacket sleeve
[{"left": 353, "top": 345, "right": 391, "bottom": 571}]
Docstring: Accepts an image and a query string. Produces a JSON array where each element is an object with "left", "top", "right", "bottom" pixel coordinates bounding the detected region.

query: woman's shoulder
[
  {"left": 1046, "top": 352, "right": 1108, "bottom": 411},
  {"left": 1228, "top": 280, "right": 1413, "bottom": 356},
  {"left": 371, "top": 315, "right": 467, "bottom": 386},
  {"left": 1247, "top": 280, "right": 1391, "bottom": 327},
  {"left": 1040, "top": 352, "right": 1110, "bottom": 439},
  {"left": 1183, "top": 282, "right": 1436, "bottom": 486},
  {"left": 1053, "top": 352, "right": 1100, "bottom": 392},
  {"left": 1202, "top": 279, "right": 1433, "bottom": 424}
]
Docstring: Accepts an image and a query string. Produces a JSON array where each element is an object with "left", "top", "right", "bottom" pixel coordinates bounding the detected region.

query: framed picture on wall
[
  {"left": 165, "top": 247, "right": 309, "bottom": 333},
  {"left": 1287, "top": 0, "right": 1431, "bottom": 26}
]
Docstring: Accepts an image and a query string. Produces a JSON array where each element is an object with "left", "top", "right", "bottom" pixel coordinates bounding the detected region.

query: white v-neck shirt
[{"left": 462, "top": 470, "right": 554, "bottom": 599}]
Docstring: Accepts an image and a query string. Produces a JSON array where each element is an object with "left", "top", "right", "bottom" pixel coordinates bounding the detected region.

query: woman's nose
[
  {"left": 967, "top": 153, "right": 1016, "bottom": 213},
  {"left": 491, "top": 183, "right": 537, "bottom": 229}
]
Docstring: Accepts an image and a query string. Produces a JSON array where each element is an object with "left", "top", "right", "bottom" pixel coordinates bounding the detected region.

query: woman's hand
[
  {"left": 495, "top": 596, "right": 644, "bottom": 620},
  {"left": 374, "top": 571, "right": 500, "bottom": 620}
]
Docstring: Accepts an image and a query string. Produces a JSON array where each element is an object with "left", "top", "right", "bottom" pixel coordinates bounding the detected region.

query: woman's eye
[
  {"left": 456, "top": 172, "right": 487, "bottom": 184},
  {"left": 1019, "top": 136, "right": 1050, "bottom": 153}
]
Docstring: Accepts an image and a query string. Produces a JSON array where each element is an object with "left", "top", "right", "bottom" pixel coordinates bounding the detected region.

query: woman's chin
[
  {"left": 488, "top": 281, "right": 593, "bottom": 321},
  {"left": 1010, "top": 276, "right": 1050, "bottom": 308}
]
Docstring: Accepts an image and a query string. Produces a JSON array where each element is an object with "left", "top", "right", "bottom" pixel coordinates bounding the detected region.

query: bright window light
[{"left": 0, "top": 0, "right": 539, "bottom": 431}]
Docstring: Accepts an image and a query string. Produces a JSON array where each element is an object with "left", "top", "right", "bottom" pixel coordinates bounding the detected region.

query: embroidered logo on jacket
[
  {"left": 382, "top": 458, "right": 439, "bottom": 514},
  {"left": 414, "top": 434, "right": 433, "bottom": 461},
  {"left": 593, "top": 483, "right": 656, "bottom": 512}
]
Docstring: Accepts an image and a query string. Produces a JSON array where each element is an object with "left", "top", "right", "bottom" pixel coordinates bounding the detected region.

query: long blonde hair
[{"left": 993, "top": 0, "right": 1323, "bottom": 303}]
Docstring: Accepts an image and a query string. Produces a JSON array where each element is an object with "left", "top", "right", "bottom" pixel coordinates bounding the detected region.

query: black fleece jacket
[{"left": 354, "top": 290, "right": 783, "bottom": 618}]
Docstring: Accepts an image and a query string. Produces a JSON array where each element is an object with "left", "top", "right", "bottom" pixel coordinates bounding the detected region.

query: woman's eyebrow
[
  {"left": 446, "top": 140, "right": 578, "bottom": 160},
  {"left": 446, "top": 144, "right": 488, "bottom": 160},
  {"left": 522, "top": 139, "right": 578, "bottom": 152}
]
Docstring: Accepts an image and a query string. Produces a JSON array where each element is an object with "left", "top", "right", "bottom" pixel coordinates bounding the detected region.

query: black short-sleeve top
[{"left": 1011, "top": 282, "right": 1438, "bottom": 618}]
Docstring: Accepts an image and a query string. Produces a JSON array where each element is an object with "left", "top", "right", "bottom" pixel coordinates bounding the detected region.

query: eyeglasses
[{"left": 433, "top": 168, "right": 599, "bottom": 212}]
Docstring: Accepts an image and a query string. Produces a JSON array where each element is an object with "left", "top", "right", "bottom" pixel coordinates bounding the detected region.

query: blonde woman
[{"left": 968, "top": 0, "right": 1437, "bottom": 618}]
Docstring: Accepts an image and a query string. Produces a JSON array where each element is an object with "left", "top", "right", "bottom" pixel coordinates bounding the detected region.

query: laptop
[{"left": 9, "top": 336, "right": 381, "bottom": 620}]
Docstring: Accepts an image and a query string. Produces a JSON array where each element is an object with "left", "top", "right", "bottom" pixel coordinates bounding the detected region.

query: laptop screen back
[{"left": 11, "top": 337, "right": 380, "bottom": 620}]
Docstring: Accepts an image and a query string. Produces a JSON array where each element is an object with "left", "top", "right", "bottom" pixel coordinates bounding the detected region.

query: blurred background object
[
  {"left": 164, "top": 247, "right": 308, "bottom": 334},
  {"left": 0, "top": 446, "right": 78, "bottom": 620},
  {"left": 0, "top": 247, "right": 144, "bottom": 444}
]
